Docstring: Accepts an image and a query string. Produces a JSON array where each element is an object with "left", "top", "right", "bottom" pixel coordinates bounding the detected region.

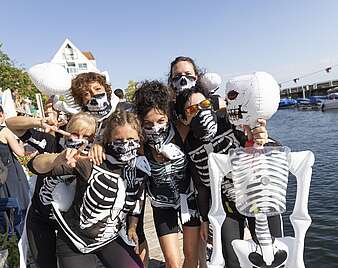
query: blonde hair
[
  {"left": 66, "top": 112, "right": 97, "bottom": 136},
  {"left": 103, "top": 110, "right": 142, "bottom": 144}
]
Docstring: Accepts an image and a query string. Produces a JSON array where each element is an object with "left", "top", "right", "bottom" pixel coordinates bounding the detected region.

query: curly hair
[
  {"left": 103, "top": 110, "right": 142, "bottom": 144},
  {"left": 133, "top": 80, "right": 173, "bottom": 121},
  {"left": 70, "top": 72, "right": 112, "bottom": 107},
  {"left": 167, "top": 56, "right": 202, "bottom": 86}
]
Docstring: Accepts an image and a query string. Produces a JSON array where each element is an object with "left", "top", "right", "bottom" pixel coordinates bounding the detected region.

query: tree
[
  {"left": 0, "top": 43, "right": 12, "bottom": 66},
  {"left": 0, "top": 43, "right": 39, "bottom": 102},
  {"left": 124, "top": 80, "right": 138, "bottom": 101}
]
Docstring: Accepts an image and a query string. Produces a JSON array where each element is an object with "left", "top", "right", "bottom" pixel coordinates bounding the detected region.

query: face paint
[
  {"left": 172, "top": 75, "right": 196, "bottom": 93},
  {"left": 143, "top": 123, "right": 169, "bottom": 152},
  {"left": 105, "top": 139, "right": 140, "bottom": 163},
  {"left": 190, "top": 109, "right": 218, "bottom": 142},
  {"left": 84, "top": 92, "right": 112, "bottom": 119}
]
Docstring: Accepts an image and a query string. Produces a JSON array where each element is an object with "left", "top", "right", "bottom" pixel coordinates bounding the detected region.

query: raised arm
[{"left": 6, "top": 116, "right": 44, "bottom": 137}]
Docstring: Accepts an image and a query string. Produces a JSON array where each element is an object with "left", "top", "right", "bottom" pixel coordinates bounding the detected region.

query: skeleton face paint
[
  {"left": 84, "top": 92, "right": 112, "bottom": 119},
  {"left": 105, "top": 139, "right": 140, "bottom": 163},
  {"left": 172, "top": 75, "right": 196, "bottom": 93},
  {"left": 190, "top": 109, "right": 217, "bottom": 142},
  {"left": 143, "top": 123, "right": 169, "bottom": 152}
]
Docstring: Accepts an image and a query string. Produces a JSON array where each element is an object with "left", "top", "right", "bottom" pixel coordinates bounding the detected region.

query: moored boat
[{"left": 278, "top": 98, "right": 297, "bottom": 109}]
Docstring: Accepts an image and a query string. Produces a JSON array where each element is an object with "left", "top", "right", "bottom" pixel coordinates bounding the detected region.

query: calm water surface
[{"left": 268, "top": 109, "right": 338, "bottom": 268}]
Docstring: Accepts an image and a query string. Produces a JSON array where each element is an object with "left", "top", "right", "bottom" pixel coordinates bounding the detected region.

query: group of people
[{"left": 0, "top": 56, "right": 283, "bottom": 268}]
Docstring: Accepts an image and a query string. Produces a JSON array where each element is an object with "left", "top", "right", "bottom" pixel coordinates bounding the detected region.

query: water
[{"left": 268, "top": 109, "right": 338, "bottom": 268}]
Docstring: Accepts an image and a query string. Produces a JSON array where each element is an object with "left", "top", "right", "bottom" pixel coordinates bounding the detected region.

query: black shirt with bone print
[{"left": 31, "top": 156, "right": 148, "bottom": 253}]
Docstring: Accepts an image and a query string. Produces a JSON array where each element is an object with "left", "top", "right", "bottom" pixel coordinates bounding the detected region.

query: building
[{"left": 51, "top": 38, "right": 109, "bottom": 81}]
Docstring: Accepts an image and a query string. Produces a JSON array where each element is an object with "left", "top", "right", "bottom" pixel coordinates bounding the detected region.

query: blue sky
[{"left": 2, "top": 0, "right": 338, "bottom": 91}]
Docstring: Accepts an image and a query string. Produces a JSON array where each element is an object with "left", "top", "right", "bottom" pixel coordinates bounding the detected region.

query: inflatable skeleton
[{"left": 208, "top": 72, "right": 314, "bottom": 268}]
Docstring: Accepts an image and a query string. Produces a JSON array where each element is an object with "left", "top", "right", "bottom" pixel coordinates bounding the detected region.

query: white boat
[{"left": 321, "top": 92, "right": 338, "bottom": 111}]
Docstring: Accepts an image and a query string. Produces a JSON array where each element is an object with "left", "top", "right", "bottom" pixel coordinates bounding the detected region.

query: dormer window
[{"left": 63, "top": 44, "right": 78, "bottom": 60}]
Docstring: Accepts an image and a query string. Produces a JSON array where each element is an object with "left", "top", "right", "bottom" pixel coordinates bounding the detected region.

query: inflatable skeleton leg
[
  {"left": 287, "top": 151, "right": 314, "bottom": 268},
  {"left": 255, "top": 213, "right": 274, "bottom": 265},
  {"left": 207, "top": 153, "right": 231, "bottom": 268}
]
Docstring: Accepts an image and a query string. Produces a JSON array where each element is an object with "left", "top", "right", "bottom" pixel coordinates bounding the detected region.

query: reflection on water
[{"left": 268, "top": 109, "right": 338, "bottom": 267}]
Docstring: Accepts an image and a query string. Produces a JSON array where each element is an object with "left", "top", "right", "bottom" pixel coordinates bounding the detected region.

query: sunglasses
[{"left": 185, "top": 99, "right": 212, "bottom": 115}]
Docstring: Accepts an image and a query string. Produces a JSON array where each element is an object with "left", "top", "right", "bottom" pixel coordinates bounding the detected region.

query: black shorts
[
  {"left": 152, "top": 206, "right": 200, "bottom": 237},
  {"left": 56, "top": 231, "right": 143, "bottom": 268}
]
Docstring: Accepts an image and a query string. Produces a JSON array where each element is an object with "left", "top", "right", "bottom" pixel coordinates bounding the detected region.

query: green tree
[
  {"left": 124, "top": 80, "right": 138, "bottom": 101},
  {"left": 0, "top": 43, "right": 39, "bottom": 102}
]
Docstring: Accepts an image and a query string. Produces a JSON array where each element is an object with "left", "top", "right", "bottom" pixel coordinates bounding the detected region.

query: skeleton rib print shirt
[
  {"left": 40, "top": 156, "right": 147, "bottom": 253},
  {"left": 144, "top": 126, "right": 191, "bottom": 209},
  {"left": 185, "top": 116, "right": 247, "bottom": 220}
]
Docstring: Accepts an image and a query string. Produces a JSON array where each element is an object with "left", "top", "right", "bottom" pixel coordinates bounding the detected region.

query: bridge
[{"left": 280, "top": 79, "right": 338, "bottom": 98}]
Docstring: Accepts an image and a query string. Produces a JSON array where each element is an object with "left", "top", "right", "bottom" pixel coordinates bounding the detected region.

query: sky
[{"left": 2, "top": 0, "right": 338, "bottom": 91}]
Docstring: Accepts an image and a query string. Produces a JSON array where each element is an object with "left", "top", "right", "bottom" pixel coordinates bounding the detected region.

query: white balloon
[
  {"left": 28, "top": 63, "right": 71, "bottom": 96},
  {"left": 200, "top": 72, "right": 222, "bottom": 93}
]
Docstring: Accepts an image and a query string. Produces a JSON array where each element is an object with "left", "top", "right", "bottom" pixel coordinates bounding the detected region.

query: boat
[
  {"left": 309, "top": 95, "right": 327, "bottom": 104},
  {"left": 296, "top": 98, "right": 321, "bottom": 111},
  {"left": 321, "top": 92, "right": 338, "bottom": 111},
  {"left": 278, "top": 98, "right": 297, "bottom": 109}
]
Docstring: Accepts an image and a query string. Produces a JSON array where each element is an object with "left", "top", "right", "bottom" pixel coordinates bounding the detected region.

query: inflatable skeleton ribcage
[{"left": 230, "top": 146, "right": 289, "bottom": 217}]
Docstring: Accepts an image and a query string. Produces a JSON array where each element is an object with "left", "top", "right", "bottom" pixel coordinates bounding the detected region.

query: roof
[{"left": 82, "top": 51, "right": 95, "bottom": 60}]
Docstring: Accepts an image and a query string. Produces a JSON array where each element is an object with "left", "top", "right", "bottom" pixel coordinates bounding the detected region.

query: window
[
  {"left": 67, "top": 67, "right": 78, "bottom": 74},
  {"left": 79, "top": 63, "right": 87, "bottom": 70},
  {"left": 63, "top": 46, "right": 78, "bottom": 60}
]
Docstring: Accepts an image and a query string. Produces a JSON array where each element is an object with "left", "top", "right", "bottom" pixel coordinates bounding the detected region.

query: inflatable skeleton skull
[{"left": 207, "top": 72, "right": 314, "bottom": 268}]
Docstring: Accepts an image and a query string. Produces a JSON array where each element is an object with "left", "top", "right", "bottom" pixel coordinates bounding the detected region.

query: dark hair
[
  {"left": 0, "top": 106, "right": 3, "bottom": 113},
  {"left": 114, "top": 88, "right": 124, "bottom": 99},
  {"left": 174, "top": 86, "right": 208, "bottom": 120},
  {"left": 70, "top": 72, "right": 112, "bottom": 107},
  {"left": 133, "top": 80, "right": 173, "bottom": 121},
  {"left": 103, "top": 110, "right": 142, "bottom": 143},
  {"left": 168, "top": 56, "right": 202, "bottom": 86}
]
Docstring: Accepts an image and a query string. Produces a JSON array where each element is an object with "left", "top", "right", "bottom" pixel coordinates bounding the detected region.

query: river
[{"left": 268, "top": 109, "right": 338, "bottom": 267}]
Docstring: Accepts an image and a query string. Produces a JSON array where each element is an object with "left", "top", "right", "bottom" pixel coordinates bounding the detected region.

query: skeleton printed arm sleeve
[
  {"left": 130, "top": 180, "right": 146, "bottom": 217},
  {"left": 189, "top": 160, "right": 211, "bottom": 222}
]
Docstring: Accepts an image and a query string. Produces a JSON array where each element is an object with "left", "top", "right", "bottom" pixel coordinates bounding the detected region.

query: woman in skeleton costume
[
  {"left": 132, "top": 80, "right": 201, "bottom": 268},
  {"left": 174, "top": 86, "right": 283, "bottom": 268},
  {"left": 168, "top": 56, "right": 226, "bottom": 115},
  {"left": 28, "top": 110, "right": 147, "bottom": 268},
  {"left": 6, "top": 112, "right": 96, "bottom": 268}
]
